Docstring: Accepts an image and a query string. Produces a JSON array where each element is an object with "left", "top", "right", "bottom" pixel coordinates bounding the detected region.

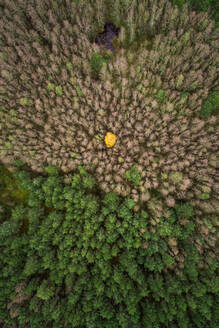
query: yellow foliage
[{"left": 104, "top": 132, "right": 117, "bottom": 148}]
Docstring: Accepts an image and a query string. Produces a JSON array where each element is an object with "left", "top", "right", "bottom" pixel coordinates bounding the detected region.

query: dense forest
[{"left": 0, "top": 0, "right": 218, "bottom": 327}]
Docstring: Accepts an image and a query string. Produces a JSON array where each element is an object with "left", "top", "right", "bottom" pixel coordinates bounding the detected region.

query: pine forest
[{"left": 0, "top": 0, "right": 218, "bottom": 327}]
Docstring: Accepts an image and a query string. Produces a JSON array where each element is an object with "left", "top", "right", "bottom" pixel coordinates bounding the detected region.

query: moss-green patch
[
  {"left": 8, "top": 109, "right": 18, "bottom": 123},
  {"left": 136, "top": 83, "right": 144, "bottom": 92},
  {"left": 136, "top": 82, "right": 148, "bottom": 96},
  {"left": 136, "top": 65, "right": 141, "bottom": 73},
  {"left": 11, "top": 116, "right": 18, "bottom": 123},
  {"left": 76, "top": 87, "right": 83, "bottom": 97},
  {"left": 200, "top": 185, "right": 211, "bottom": 193},
  {"left": 44, "top": 165, "right": 60, "bottom": 176},
  {"left": 70, "top": 152, "right": 79, "bottom": 159},
  {"left": 66, "top": 62, "right": 73, "bottom": 72},
  {"left": 0, "top": 149, "right": 8, "bottom": 157},
  {"left": 47, "top": 82, "right": 55, "bottom": 91},
  {"left": 97, "top": 109, "right": 106, "bottom": 116},
  {"left": 118, "top": 157, "right": 124, "bottom": 164},
  {"left": 51, "top": 1, "right": 58, "bottom": 9},
  {"left": 124, "top": 164, "right": 142, "bottom": 186},
  {"left": 180, "top": 92, "right": 190, "bottom": 99},
  {"left": 19, "top": 97, "right": 33, "bottom": 106},
  {"left": 155, "top": 89, "right": 165, "bottom": 103},
  {"left": 14, "top": 159, "right": 25, "bottom": 167},
  {"left": 199, "top": 193, "right": 211, "bottom": 200},
  {"left": 161, "top": 173, "right": 168, "bottom": 180},
  {"left": 94, "top": 134, "right": 104, "bottom": 142},
  {"left": 163, "top": 27, "right": 170, "bottom": 36},
  {"left": 174, "top": 201, "right": 194, "bottom": 218},
  {"left": 0, "top": 164, "right": 29, "bottom": 205},
  {"left": 4, "top": 141, "right": 12, "bottom": 149},
  {"left": 55, "top": 85, "right": 63, "bottom": 96},
  {"left": 199, "top": 91, "right": 219, "bottom": 119},
  {"left": 180, "top": 31, "right": 191, "bottom": 44},
  {"left": 172, "top": 0, "right": 186, "bottom": 8},
  {"left": 90, "top": 52, "right": 109, "bottom": 73},
  {"left": 176, "top": 74, "right": 184, "bottom": 89},
  {"left": 169, "top": 171, "right": 183, "bottom": 184},
  {"left": 9, "top": 109, "right": 17, "bottom": 116}
]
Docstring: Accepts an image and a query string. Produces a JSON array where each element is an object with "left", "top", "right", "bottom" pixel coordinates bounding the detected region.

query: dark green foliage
[
  {"left": 199, "top": 91, "right": 219, "bottom": 119},
  {"left": 155, "top": 89, "right": 166, "bottom": 104},
  {"left": 44, "top": 165, "right": 60, "bottom": 176},
  {"left": 188, "top": 0, "right": 216, "bottom": 11},
  {"left": 55, "top": 85, "right": 63, "bottom": 96},
  {"left": 36, "top": 279, "right": 55, "bottom": 301},
  {"left": 101, "top": 191, "right": 120, "bottom": 209},
  {"left": 180, "top": 92, "right": 190, "bottom": 99},
  {"left": 0, "top": 179, "right": 5, "bottom": 193},
  {"left": 199, "top": 193, "right": 211, "bottom": 200},
  {"left": 124, "top": 164, "right": 142, "bottom": 186},
  {"left": 0, "top": 165, "right": 218, "bottom": 327},
  {"left": 76, "top": 87, "right": 83, "bottom": 97},
  {"left": 90, "top": 52, "right": 109, "bottom": 73},
  {"left": 174, "top": 201, "right": 194, "bottom": 218},
  {"left": 172, "top": 0, "right": 186, "bottom": 8},
  {"left": 72, "top": 165, "right": 97, "bottom": 191},
  {"left": 0, "top": 220, "right": 18, "bottom": 239},
  {"left": 12, "top": 170, "right": 32, "bottom": 191},
  {"left": 13, "top": 159, "right": 25, "bottom": 167},
  {"left": 172, "top": 0, "right": 219, "bottom": 26}
]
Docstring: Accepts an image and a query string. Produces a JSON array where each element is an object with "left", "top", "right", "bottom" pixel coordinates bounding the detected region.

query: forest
[{"left": 0, "top": 0, "right": 218, "bottom": 327}]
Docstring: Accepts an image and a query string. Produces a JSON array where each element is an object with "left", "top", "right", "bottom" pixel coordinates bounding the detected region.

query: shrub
[
  {"left": 174, "top": 202, "right": 194, "bottom": 218},
  {"left": 199, "top": 91, "right": 219, "bottom": 119},
  {"left": 124, "top": 164, "right": 142, "bottom": 187},
  {"left": 90, "top": 52, "right": 109, "bottom": 73}
]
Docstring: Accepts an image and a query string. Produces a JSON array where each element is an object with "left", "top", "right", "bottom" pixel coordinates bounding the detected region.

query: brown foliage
[{"left": 0, "top": 0, "right": 218, "bottom": 218}]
